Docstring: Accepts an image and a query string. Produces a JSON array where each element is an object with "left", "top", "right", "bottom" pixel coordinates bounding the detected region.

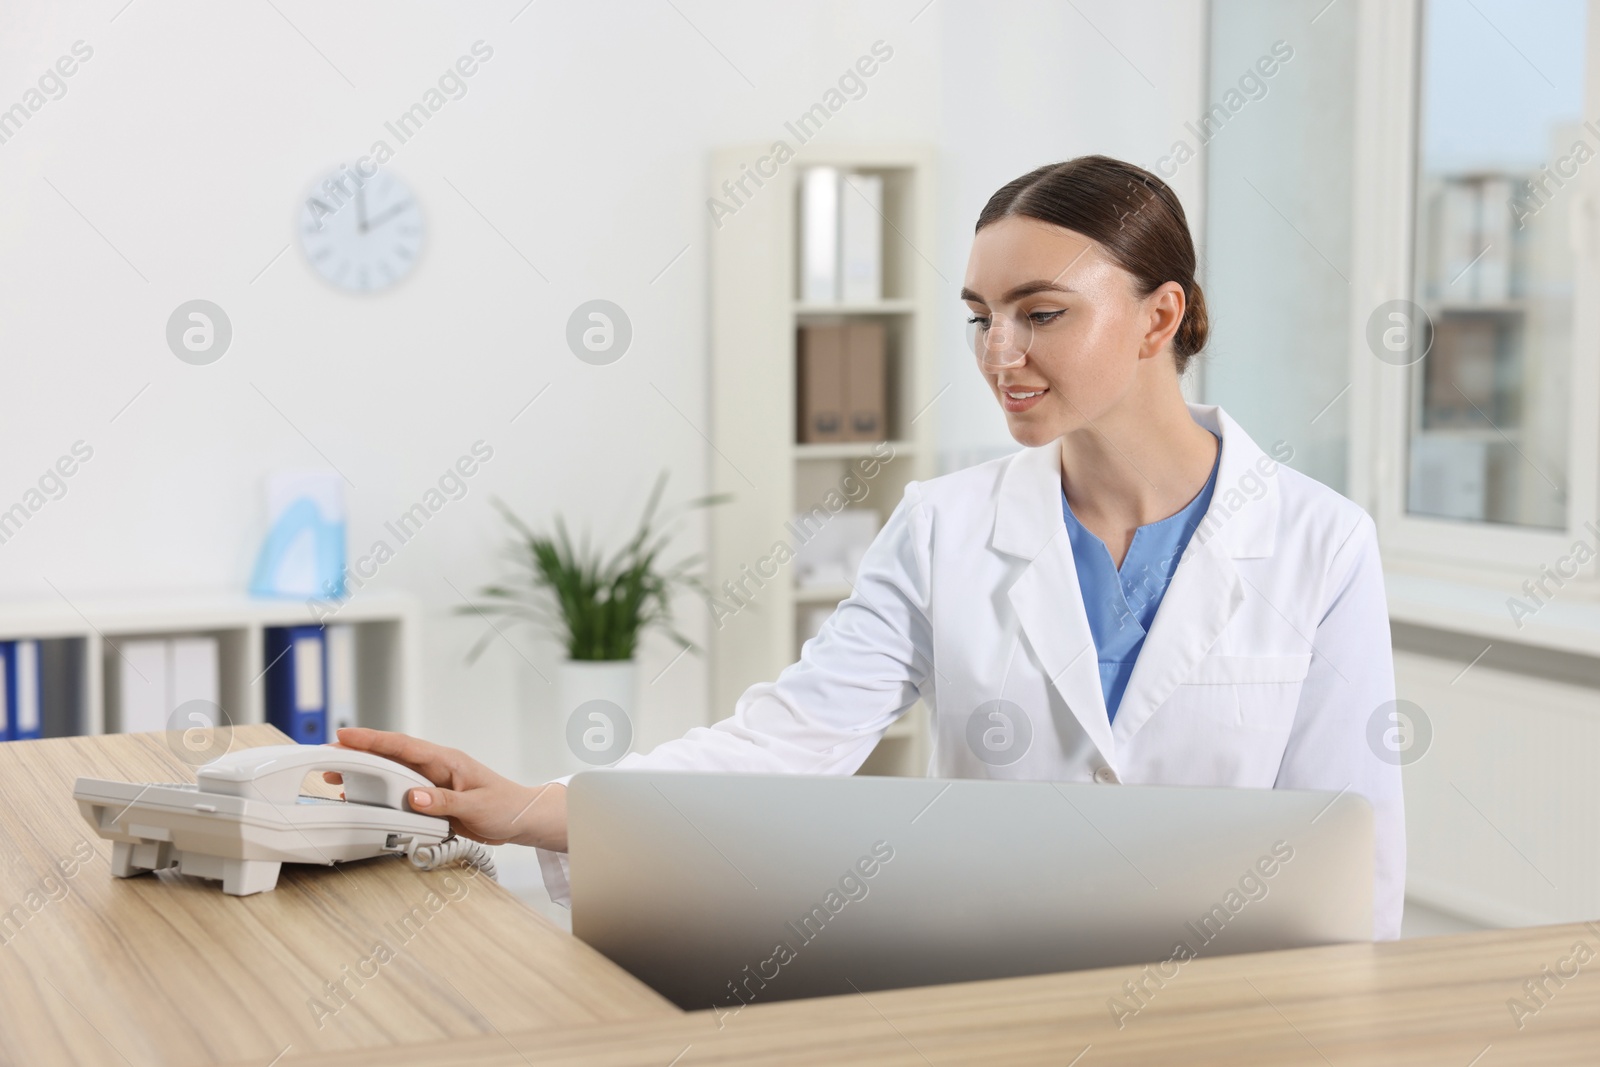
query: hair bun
[{"left": 1175, "top": 280, "right": 1209, "bottom": 363}]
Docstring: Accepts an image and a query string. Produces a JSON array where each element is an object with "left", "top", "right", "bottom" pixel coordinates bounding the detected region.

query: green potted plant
[{"left": 461, "top": 474, "right": 721, "bottom": 764}]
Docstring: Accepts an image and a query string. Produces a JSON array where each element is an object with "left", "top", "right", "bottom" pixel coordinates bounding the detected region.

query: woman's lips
[{"left": 1000, "top": 386, "right": 1048, "bottom": 413}]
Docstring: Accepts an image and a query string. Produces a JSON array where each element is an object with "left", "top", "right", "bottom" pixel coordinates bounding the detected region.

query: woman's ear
[{"left": 1138, "top": 281, "right": 1186, "bottom": 359}]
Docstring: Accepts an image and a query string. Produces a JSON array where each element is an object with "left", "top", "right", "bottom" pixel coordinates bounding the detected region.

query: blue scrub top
[{"left": 1061, "top": 436, "right": 1221, "bottom": 722}]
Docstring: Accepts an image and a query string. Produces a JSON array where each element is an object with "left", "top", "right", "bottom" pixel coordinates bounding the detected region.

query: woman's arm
[
  {"left": 1273, "top": 513, "right": 1407, "bottom": 940},
  {"left": 572, "top": 484, "right": 936, "bottom": 778},
  {"left": 338, "top": 484, "right": 936, "bottom": 903}
]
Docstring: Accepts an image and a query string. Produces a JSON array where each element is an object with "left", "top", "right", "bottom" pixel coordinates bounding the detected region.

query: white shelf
[
  {"left": 794, "top": 582, "right": 855, "bottom": 605},
  {"left": 794, "top": 441, "right": 916, "bottom": 461},
  {"left": 794, "top": 299, "right": 916, "bottom": 316},
  {"left": 0, "top": 589, "right": 416, "bottom": 639},
  {"left": 0, "top": 590, "right": 420, "bottom": 740}
]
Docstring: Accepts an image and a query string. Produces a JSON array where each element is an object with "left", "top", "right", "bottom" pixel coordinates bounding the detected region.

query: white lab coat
[{"left": 538, "top": 404, "right": 1405, "bottom": 939}]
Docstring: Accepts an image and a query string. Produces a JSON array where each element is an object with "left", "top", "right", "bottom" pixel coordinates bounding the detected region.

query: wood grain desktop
[
  {"left": 4, "top": 726, "right": 1597, "bottom": 1066},
  {"left": 0, "top": 725, "right": 672, "bottom": 1066}
]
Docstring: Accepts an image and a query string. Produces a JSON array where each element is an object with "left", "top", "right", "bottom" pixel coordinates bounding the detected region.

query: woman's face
[{"left": 961, "top": 214, "right": 1177, "bottom": 448}]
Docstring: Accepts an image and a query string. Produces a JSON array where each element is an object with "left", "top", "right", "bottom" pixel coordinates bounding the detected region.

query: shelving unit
[
  {"left": 708, "top": 143, "right": 937, "bottom": 777},
  {"left": 0, "top": 591, "right": 419, "bottom": 739}
]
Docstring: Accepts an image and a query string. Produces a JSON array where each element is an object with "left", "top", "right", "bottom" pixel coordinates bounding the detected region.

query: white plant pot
[{"left": 553, "top": 658, "right": 637, "bottom": 773}]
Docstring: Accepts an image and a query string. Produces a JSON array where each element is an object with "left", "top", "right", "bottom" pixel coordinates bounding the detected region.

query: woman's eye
[
  {"left": 1029, "top": 310, "right": 1065, "bottom": 325},
  {"left": 966, "top": 315, "right": 990, "bottom": 329}
]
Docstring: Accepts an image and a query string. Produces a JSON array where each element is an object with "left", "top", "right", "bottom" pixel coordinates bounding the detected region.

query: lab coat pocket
[{"left": 1178, "top": 654, "right": 1313, "bottom": 732}]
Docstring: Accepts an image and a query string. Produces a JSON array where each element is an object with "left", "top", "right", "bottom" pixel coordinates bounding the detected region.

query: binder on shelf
[
  {"left": 11, "top": 640, "right": 40, "bottom": 740},
  {"left": 105, "top": 636, "right": 219, "bottom": 735},
  {"left": 110, "top": 638, "right": 171, "bottom": 734},
  {"left": 798, "top": 324, "right": 847, "bottom": 443},
  {"left": 0, "top": 642, "right": 12, "bottom": 741},
  {"left": 800, "top": 167, "right": 841, "bottom": 304},
  {"left": 265, "top": 626, "right": 328, "bottom": 744},
  {"left": 170, "top": 636, "right": 220, "bottom": 711},
  {"left": 840, "top": 172, "right": 884, "bottom": 304},
  {"left": 326, "top": 624, "right": 357, "bottom": 734},
  {"left": 843, "top": 321, "right": 888, "bottom": 441}
]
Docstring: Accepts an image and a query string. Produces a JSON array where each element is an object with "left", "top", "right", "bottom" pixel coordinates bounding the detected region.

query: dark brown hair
[{"left": 975, "top": 155, "right": 1208, "bottom": 372}]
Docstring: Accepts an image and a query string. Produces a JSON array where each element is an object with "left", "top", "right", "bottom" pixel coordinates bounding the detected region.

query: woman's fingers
[
  {"left": 407, "top": 785, "right": 450, "bottom": 813},
  {"left": 333, "top": 727, "right": 465, "bottom": 787}
]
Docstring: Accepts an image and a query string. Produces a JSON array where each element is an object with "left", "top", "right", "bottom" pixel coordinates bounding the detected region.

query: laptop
[{"left": 567, "top": 772, "right": 1373, "bottom": 1011}]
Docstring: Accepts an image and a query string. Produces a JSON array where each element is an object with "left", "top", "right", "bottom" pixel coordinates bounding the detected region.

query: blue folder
[
  {"left": 11, "top": 640, "right": 40, "bottom": 740},
  {"left": 0, "top": 641, "right": 40, "bottom": 741},
  {"left": 263, "top": 626, "right": 328, "bottom": 744}
]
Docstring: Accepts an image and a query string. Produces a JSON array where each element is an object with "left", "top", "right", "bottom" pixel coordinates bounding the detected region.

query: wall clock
[{"left": 298, "top": 166, "right": 424, "bottom": 292}]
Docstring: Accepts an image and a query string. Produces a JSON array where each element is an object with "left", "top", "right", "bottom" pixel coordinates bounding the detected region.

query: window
[
  {"left": 1353, "top": 0, "right": 1599, "bottom": 571},
  {"left": 1404, "top": 0, "right": 1585, "bottom": 530}
]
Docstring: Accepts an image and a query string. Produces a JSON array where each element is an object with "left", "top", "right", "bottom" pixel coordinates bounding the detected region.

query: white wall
[
  {"left": 0, "top": 1, "right": 1203, "bottom": 776},
  {"left": 1201, "top": 0, "right": 1359, "bottom": 493}
]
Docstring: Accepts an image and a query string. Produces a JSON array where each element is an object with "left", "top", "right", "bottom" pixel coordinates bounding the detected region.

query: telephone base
[
  {"left": 76, "top": 755, "right": 458, "bottom": 898},
  {"left": 111, "top": 839, "right": 287, "bottom": 895},
  {"left": 111, "top": 839, "right": 175, "bottom": 878},
  {"left": 76, "top": 748, "right": 496, "bottom": 896},
  {"left": 178, "top": 851, "right": 286, "bottom": 896}
]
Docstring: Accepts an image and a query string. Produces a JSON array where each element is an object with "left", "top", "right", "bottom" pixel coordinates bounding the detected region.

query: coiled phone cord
[{"left": 408, "top": 836, "right": 498, "bottom": 881}]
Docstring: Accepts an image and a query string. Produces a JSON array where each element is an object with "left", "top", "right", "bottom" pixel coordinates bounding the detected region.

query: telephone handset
[
  {"left": 74, "top": 744, "right": 496, "bottom": 896},
  {"left": 195, "top": 745, "right": 430, "bottom": 808}
]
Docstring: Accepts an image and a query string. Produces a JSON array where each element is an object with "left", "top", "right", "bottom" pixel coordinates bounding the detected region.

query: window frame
[{"left": 1349, "top": 0, "right": 1600, "bottom": 578}]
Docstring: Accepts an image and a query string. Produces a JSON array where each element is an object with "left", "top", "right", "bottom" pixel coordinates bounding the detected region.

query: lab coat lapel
[
  {"left": 1110, "top": 534, "right": 1242, "bottom": 746},
  {"left": 993, "top": 443, "right": 1115, "bottom": 763},
  {"left": 1111, "top": 404, "right": 1278, "bottom": 745}
]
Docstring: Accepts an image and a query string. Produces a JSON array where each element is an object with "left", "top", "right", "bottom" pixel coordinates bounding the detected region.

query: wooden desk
[
  {"left": 10, "top": 727, "right": 1600, "bottom": 1065},
  {"left": 244, "top": 920, "right": 1600, "bottom": 1066},
  {"left": 0, "top": 726, "right": 674, "bottom": 1067}
]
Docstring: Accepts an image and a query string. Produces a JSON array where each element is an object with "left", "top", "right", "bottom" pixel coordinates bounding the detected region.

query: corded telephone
[{"left": 73, "top": 744, "right": 496, "bottom": 896}]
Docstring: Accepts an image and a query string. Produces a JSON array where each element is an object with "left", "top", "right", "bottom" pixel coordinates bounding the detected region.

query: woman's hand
[{"left": 324, "top": 727, "right": 567, "bottom": 852}]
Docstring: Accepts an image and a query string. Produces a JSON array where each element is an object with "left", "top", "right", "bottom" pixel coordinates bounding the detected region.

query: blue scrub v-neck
[{"left": 1061, "top": 437, "right": 1221, "bottom": 722}]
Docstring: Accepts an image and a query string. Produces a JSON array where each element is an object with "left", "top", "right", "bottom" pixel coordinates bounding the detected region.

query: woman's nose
[{"left": 980, "top": 314, "right": 1030, "bottom": 368}]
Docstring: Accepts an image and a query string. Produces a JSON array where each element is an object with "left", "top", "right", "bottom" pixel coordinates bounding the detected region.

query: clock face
[{"left": 298, "top": 167, "right": 424, "bottom": 292}]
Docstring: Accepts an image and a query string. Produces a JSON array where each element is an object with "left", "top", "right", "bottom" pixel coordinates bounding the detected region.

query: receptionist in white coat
[{"left": 334, "top": 156, "right": 1406, "bottom": 940}]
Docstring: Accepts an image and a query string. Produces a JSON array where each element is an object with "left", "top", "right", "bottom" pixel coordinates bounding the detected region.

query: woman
[{"left": 335, "top": 156, "right": 1404, "bottom": 939}]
